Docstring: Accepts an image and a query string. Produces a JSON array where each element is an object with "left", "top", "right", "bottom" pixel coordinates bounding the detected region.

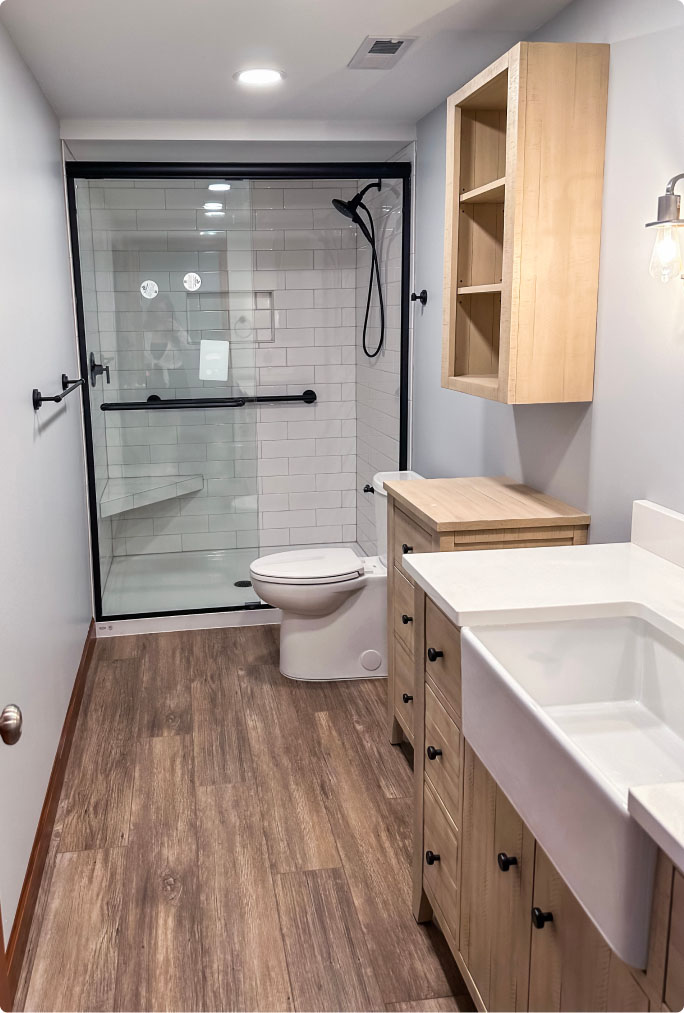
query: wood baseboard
[{"left": 4, "top": 619, "right": 96, "bottom": 1007}]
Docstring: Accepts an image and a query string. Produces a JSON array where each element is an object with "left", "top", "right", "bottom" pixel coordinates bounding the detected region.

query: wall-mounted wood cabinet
[{"left": 442, "top": 42, "right": 609, "bottom": 404}]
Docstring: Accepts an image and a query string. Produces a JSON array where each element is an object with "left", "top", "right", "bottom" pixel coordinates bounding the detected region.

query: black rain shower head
[{"left": 331, "top": 180, "right": 381, "bottom": 224}]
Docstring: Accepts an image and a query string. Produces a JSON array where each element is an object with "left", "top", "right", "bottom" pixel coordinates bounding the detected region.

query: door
[
  {"left": 459, "top": 744, "right": 534, "bottom": 1011},
  {"left": 528, "top": 846, "right": 612, "bottom": 1012},
  {"left": 71, "top": 175, "right": 261, "bottom": 618}
]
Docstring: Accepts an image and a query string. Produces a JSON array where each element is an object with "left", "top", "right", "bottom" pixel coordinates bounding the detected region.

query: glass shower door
[{"left": 73, "top": 175, "right": 261, "bottom": 617}]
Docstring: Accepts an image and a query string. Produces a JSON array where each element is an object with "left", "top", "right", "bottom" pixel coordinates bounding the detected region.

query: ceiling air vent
[{"left": 348, "top": 36, "right": 417, "bottom": 70}]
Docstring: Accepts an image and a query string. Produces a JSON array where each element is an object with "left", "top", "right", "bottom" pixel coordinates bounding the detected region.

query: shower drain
[{"left": 234, "top": 579, "right": 252, "bottom": 588}]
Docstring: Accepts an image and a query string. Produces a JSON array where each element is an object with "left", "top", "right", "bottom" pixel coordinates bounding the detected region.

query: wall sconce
[{"left": 646, "top": 174, "right": 684, "bottom": 282}]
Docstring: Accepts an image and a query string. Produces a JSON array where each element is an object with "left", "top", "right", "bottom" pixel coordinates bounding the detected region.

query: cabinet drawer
[
  {"left": 424, "top": 684, "right": 462, "bottom": 827},
  {"left": 425, "top": 598, "right": 462, "bottom": 723},
  {"left": 393, "top": 566, "right": 416, "bottom": 655},
  {"left": 393, "top": 636, "right": 415, "bottom": 741},
  {"left": 666, "top": 869, "right": 684, "bottom": 1012},
  {"left": 394, "top": 508, "right": 433, "bottom": 581},
  {"left": 423, "top": 782, "right": 459, "bottom": 937}
]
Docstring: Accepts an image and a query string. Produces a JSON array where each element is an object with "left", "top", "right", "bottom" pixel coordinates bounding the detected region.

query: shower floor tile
[
  {"left": 101, "top": 543, "right": 366, "bottom": 617},
  {"left": 102, "top": 548, "right": 261, "bottom": 616}
]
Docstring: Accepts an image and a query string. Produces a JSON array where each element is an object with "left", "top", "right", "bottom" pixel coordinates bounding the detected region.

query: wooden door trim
[
  {"left": 4, "top": 619, "right": 96, "bottom": 1005},
  {"left": 0, "top": 902, "right": 10, "bottom": 1012}
]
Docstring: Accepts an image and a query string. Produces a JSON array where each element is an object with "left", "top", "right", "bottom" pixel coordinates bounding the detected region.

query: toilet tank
[{"left": 372, "top": 470, "right": 423, "bottom": 565}]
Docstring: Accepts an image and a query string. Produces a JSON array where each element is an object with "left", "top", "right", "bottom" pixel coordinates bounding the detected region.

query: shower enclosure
[{"left": 67, "top": 164, "right": 410, "bottom": 620}]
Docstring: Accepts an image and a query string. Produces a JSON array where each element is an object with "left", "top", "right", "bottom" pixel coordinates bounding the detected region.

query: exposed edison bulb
[{"left": 649, "top": 225, "right": 683, "bottom": 283}]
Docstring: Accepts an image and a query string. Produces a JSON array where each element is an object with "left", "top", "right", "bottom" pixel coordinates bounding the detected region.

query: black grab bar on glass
[{"left": 100, "top": 389, "right": 317, "bottom": 412}]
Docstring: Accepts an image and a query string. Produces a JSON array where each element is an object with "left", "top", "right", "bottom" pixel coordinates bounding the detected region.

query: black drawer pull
[
  {"left": 402, "top": 693, "right": 413, "bottom": 704},
  {"left": 402, "top": 543, "right": 413, "bottom": 554},
  {"left": 401, "top": 614, "right": 413, "bottom": 624},
  {"left": 426, "top": 746, "right": 442, "bottom": 761},
  {"left": 532, "top": 907, "right": 553, "bottom": 929},
  {"left": 497, "top": 852, "right": 518, "bottom": 872},
  {"left": 425, "top": 850, "right": 440, "bottom": 866},
  {"left": 427, "top": 647, "right": 444, "bottom": 663}
]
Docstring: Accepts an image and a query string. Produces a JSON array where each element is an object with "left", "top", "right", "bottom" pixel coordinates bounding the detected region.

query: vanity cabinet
[
  {"left": 384, "top": 476, "right": 590, "bottom": 747},
  {"left": 413, "top": 588, "right": 680, "bottom": 1013},
  {"left": 442, "top": 41, "right": 609, "bottom": 404}
]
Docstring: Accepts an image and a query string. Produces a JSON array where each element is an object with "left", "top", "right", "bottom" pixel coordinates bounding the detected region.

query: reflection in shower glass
[
  {"left": 75, "top": 177, "right": 260, "bottom": 616},
  {"left": 71, "top": 174, "right": 406, "bottom": 619}
]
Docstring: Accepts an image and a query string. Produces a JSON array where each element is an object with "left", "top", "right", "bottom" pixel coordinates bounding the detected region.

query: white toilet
[{"left": 250, "top": 470, "right": 423, "bottom": 681}]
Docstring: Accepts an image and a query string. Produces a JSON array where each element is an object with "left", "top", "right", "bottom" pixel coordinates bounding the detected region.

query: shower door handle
[{"left": 90, "top": 351, "right": 111, "bottom": 386}]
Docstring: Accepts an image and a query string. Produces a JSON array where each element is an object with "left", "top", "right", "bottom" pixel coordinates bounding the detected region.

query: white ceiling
[{"left": 1, "top": 0, "right": 574, "bottom": 129}]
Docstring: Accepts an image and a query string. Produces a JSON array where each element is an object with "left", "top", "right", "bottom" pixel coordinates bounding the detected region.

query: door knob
[
  {"left": 401, "top": 614, "right": 413, "bottom": 624},
  {"left": 402, "top": 692, "right": 413, "bottom": 704},
  {"left": 0, "top": 704, "right": 22, "bottom": 745},
  {"left": 425, "top": 850, "right": 440, "bottom": 865},
  {"left": 427, "top": 647, "right": 443, "bottom": 663},
  {"left": 532, "top": 907, "right": 553, "bottom": 929},
  {"left": 89, "top": 351, "right": 111, "bottom": 386},
  {"left": 497, "top": 852, "right": 518, "bottom": 872},
  {"left": 426, "top": 746, "right": 442, "bottom": 760}
]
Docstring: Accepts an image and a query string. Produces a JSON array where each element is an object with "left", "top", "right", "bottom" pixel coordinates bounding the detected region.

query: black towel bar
[
  {"left": 33, "top": 375, "right": 85, "bottom": 411},
  {"left": 100, "top": 389, "right": 317, "bottom": 412}
]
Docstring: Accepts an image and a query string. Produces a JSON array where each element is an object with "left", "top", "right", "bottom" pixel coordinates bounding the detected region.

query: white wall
[
  {"left": 0, "top": 23, "right": 91, "bottom": 939},
  {"left": 412, "top": 0, "right": 684, "bottom": 543}
]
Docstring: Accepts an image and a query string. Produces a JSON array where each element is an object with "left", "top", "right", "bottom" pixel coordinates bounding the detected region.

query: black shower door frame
[{"left": 65, "top": 161, "right": 412, "bottom": 622}]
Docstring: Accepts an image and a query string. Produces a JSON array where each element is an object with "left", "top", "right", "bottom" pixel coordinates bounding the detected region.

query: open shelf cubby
[{"left": 442, "top": 42, "right": 609, "bottom": 404}]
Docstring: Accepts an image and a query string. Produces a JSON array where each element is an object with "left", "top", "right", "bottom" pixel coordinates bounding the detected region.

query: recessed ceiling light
[
  {"left": 234, "top": 68, "right": 284, "bottom": 86},
  {"left": 203, "top": 201, "right": 224, "bottom": 210},
  {"left": 204, "top": 211, "right": 226, "bottom": 217},
  {"left": 208, "top": 183, "right": 231, "bottom": 191}
]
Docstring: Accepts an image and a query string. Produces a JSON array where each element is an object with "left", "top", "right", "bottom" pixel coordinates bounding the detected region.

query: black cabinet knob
[
  {"left": 401, "top": 614, "right": 413, "bottom": 624},
  {"left": 402, "top": 543, "right": 413, "bottom": 554},
  {"left": 425, "top": 850, "right": 440, "bottom": 866},
  {"left": 532, "top": 907, "right": 553, "bottom": 929},
  {"left": 427, "top": 647, "right": 444, "bottom": 663},
  {"left": 497, "top": 852, "right": 518, "bottom": 872},
  {"left": 402, "top": 693, "right": 413, "bottom": 704},
  {"left": 363, "top": 484, "right": 374, "bottom": 494},
  {"left": 426, "top": 746, "right": 442, "bottom": 761}
]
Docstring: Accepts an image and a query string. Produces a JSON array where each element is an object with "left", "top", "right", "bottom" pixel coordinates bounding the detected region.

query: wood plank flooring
[{"left": 17, "top": 625, "right": 474, "bottom": 1012}]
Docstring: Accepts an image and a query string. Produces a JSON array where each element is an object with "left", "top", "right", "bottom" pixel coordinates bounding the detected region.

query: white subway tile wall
[
  {"left": 355, "top": 180, "right": 403, "bottom": 554},
  {"left": 77, "top": 177, "right": 404, "bottom": 578}
]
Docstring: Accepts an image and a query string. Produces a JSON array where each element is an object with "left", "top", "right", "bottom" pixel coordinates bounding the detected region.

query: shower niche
[{"left": 442, "top": 41, "right": 609, "bottom": 404}]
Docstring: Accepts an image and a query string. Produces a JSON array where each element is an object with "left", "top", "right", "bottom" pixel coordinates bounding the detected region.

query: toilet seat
[{"left": 250, "top": 547, "right": 364, "bottom": 586}]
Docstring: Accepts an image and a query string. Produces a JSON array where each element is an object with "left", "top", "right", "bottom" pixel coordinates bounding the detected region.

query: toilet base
[{"left": 279, "top": 560, "right": 387, "bottom": 681}]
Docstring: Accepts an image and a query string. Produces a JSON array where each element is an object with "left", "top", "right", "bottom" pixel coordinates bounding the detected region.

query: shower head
[
  {"left": 331, "top": 197, "right": 356, "bottom": 221},
  {"left": 331, "top": 180, "right": 382, "bottom": 224}
]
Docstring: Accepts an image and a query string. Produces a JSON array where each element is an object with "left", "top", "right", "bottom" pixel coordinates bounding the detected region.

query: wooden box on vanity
[{"left": 383, "top": 476, "right": 590, "bottom": 747}]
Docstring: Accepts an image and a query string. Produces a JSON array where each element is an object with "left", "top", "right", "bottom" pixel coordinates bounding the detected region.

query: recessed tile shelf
[{"left": 99, "top": 475, "right": 204, "bottom": 518}]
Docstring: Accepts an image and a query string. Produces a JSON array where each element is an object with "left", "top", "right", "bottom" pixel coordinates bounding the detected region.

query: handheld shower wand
[{"left": 332, "top": 181, "right": 385, "bottom": 358}]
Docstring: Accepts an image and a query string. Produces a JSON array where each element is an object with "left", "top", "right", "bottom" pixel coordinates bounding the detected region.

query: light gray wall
[
  {"left": 0, "top": 23, "right": 91, "bottom": 938},
  {"left": 412, "top": 0, "right": 684, "bottom": 543}
]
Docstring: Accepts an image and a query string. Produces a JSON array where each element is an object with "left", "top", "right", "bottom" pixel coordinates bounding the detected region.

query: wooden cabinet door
[
  {"left": 460, "top": 745, "right": 534, "bottom": 1011},
  {"left": 489, "top": 787, "right": 535, "bottom": 1012},
  {"left": 529, "top": 846, "right": 612, "bottom": 1012},
  {"left": 666, "top": 869, "right": 684, "bottom": 1012}
]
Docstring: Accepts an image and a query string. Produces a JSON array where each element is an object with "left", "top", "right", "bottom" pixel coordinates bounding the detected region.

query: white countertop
[
  {"left": 402, "top": 541, "right": 684, "bottom": 647},
  {"left": 402, "top": 518, "right": 684, "bottom": 875}
]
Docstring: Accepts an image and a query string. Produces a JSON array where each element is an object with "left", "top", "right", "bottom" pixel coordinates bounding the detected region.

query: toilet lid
[{"left": 250, "top": 547, "right": 364, "bottom": 585}]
